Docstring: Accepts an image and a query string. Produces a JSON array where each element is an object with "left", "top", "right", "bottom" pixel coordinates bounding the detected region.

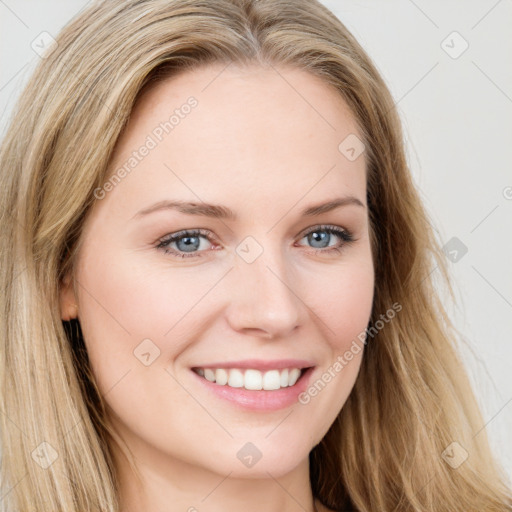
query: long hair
[{"left": 0, "top": 1, "right": 510, "bottom": 510}]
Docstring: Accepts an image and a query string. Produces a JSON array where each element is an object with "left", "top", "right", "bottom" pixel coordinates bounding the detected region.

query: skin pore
[{"left": 60, "top": 63, "right": 375, "bottom": 512}]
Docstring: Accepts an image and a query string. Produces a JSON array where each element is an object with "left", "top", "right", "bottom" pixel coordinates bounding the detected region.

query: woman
[{"left": 0, "top": 1, "right": 510, "bottom": 511}]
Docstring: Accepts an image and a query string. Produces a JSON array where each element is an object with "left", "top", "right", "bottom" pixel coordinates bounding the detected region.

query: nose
[{"left": 224, "top": 245, "right": 305, "bottom": 339}]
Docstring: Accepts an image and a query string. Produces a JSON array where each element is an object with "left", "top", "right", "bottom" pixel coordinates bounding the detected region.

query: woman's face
[{"left": 60, "top": 63, "right": 374, "bottom": 479}]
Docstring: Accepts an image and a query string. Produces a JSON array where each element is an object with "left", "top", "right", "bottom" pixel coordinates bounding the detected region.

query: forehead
[{"left": 102, "top": 63, "right": 367, "bottom": 221}]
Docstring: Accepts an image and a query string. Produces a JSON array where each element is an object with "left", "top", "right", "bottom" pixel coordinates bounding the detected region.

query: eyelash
[{"left": 155, "top": 224, "right": 355, "bottom": 259}]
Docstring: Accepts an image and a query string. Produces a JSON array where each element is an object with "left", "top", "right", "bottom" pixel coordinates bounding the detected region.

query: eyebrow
[{"left": 132, "top": 196, "right": 366, "bottom": 221}]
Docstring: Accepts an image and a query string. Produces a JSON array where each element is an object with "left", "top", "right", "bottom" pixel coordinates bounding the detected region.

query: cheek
[
  {"left": 308, "top": 260, "right": 374, "bottom": 349},
  {"left": 74, "top": 243, "right": 227, "bottom": 387},
  {"left": 73, "top": 244, "right": 166, "bottom": 391},
  {"left": 293, "top": 261, "right": 374, "bottom": 440}
]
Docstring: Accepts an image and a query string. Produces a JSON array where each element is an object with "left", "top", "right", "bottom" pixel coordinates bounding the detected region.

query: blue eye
[
  {"left": 156, "top": 225, "right": 355, "bottom": 259},
  {"left": 297, "top": 225, "right": 355, "bottom": 255},
  {"left": 156, "top": 229, "right": 213, "bottom": 258}
]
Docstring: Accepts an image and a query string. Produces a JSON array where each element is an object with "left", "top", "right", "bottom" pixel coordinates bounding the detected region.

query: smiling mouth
[{"left": 191, "top": 366, "right": 311, "bottom": 391}]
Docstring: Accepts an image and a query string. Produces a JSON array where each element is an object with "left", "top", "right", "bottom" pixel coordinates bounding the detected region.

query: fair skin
[{"left": 60, "top": 63, "right": 374, "bottom": 512}]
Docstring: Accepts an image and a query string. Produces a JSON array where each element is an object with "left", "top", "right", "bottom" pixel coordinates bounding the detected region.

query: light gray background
[{"left": 1, "top": 0, "right": 511, "bottom": 483}]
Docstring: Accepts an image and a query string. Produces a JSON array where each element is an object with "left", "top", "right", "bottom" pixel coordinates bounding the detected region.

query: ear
[{"left": 59, "top": 272, "right": 78, "bottom": 321}]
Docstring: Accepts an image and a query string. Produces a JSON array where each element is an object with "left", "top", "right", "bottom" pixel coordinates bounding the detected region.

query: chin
[{"left": 202, "top": 436, "right": 310, "bottom": 479}]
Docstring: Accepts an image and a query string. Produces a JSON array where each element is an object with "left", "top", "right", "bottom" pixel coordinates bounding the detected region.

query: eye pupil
[
  {"left": 309, "top": 231, "right": 329, "bottom": 248},
  {"left": 176, "top": 235, "right": 200, "bottom": 252}
]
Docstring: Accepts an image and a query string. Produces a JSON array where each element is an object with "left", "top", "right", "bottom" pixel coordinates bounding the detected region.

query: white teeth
[
  {"left": 280, "top": 368, "right": 289, "bottom": 388},
  {"left": 245, "top": 369, "right": 263, "bottom": 390},
  {"left": 288, "top": 368, "right": 301, "bottom": 386},
  {"left": 263, "top": 370, "right": 281, "bottom": 390},
  {"left": 215, "top": 368, "right": 228, "bottom": 385},
  {"left": 204, "top": 369, "right": 215, "bottom": 382},
  {"left": 227, "top": 369, "right": 244, "bottom": 388},
  {"left": 194, "top": 367, "right": 305, "bottom": 390}
]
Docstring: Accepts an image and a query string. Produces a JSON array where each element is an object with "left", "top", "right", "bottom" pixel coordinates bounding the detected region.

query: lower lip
[{"left": 190, "top": 367, "right": 315, "bottom": 411}]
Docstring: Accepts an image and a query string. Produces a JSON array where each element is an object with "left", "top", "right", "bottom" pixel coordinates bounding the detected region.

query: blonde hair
[{"left": 0, "top": 0, "right": 510, "bottom": 510}]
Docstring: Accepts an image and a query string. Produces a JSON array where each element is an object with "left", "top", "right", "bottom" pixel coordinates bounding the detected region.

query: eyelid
[
  {"left": 299, "top": 224, "right": 348, "bottom": 238},
  {"left": 156, "top": 228, "right": 216, "bottom": 249}
]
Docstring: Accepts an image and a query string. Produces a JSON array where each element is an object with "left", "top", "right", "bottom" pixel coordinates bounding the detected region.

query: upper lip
[{"left": 191, "top": 359, "right": 315, "bottom": 371}]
